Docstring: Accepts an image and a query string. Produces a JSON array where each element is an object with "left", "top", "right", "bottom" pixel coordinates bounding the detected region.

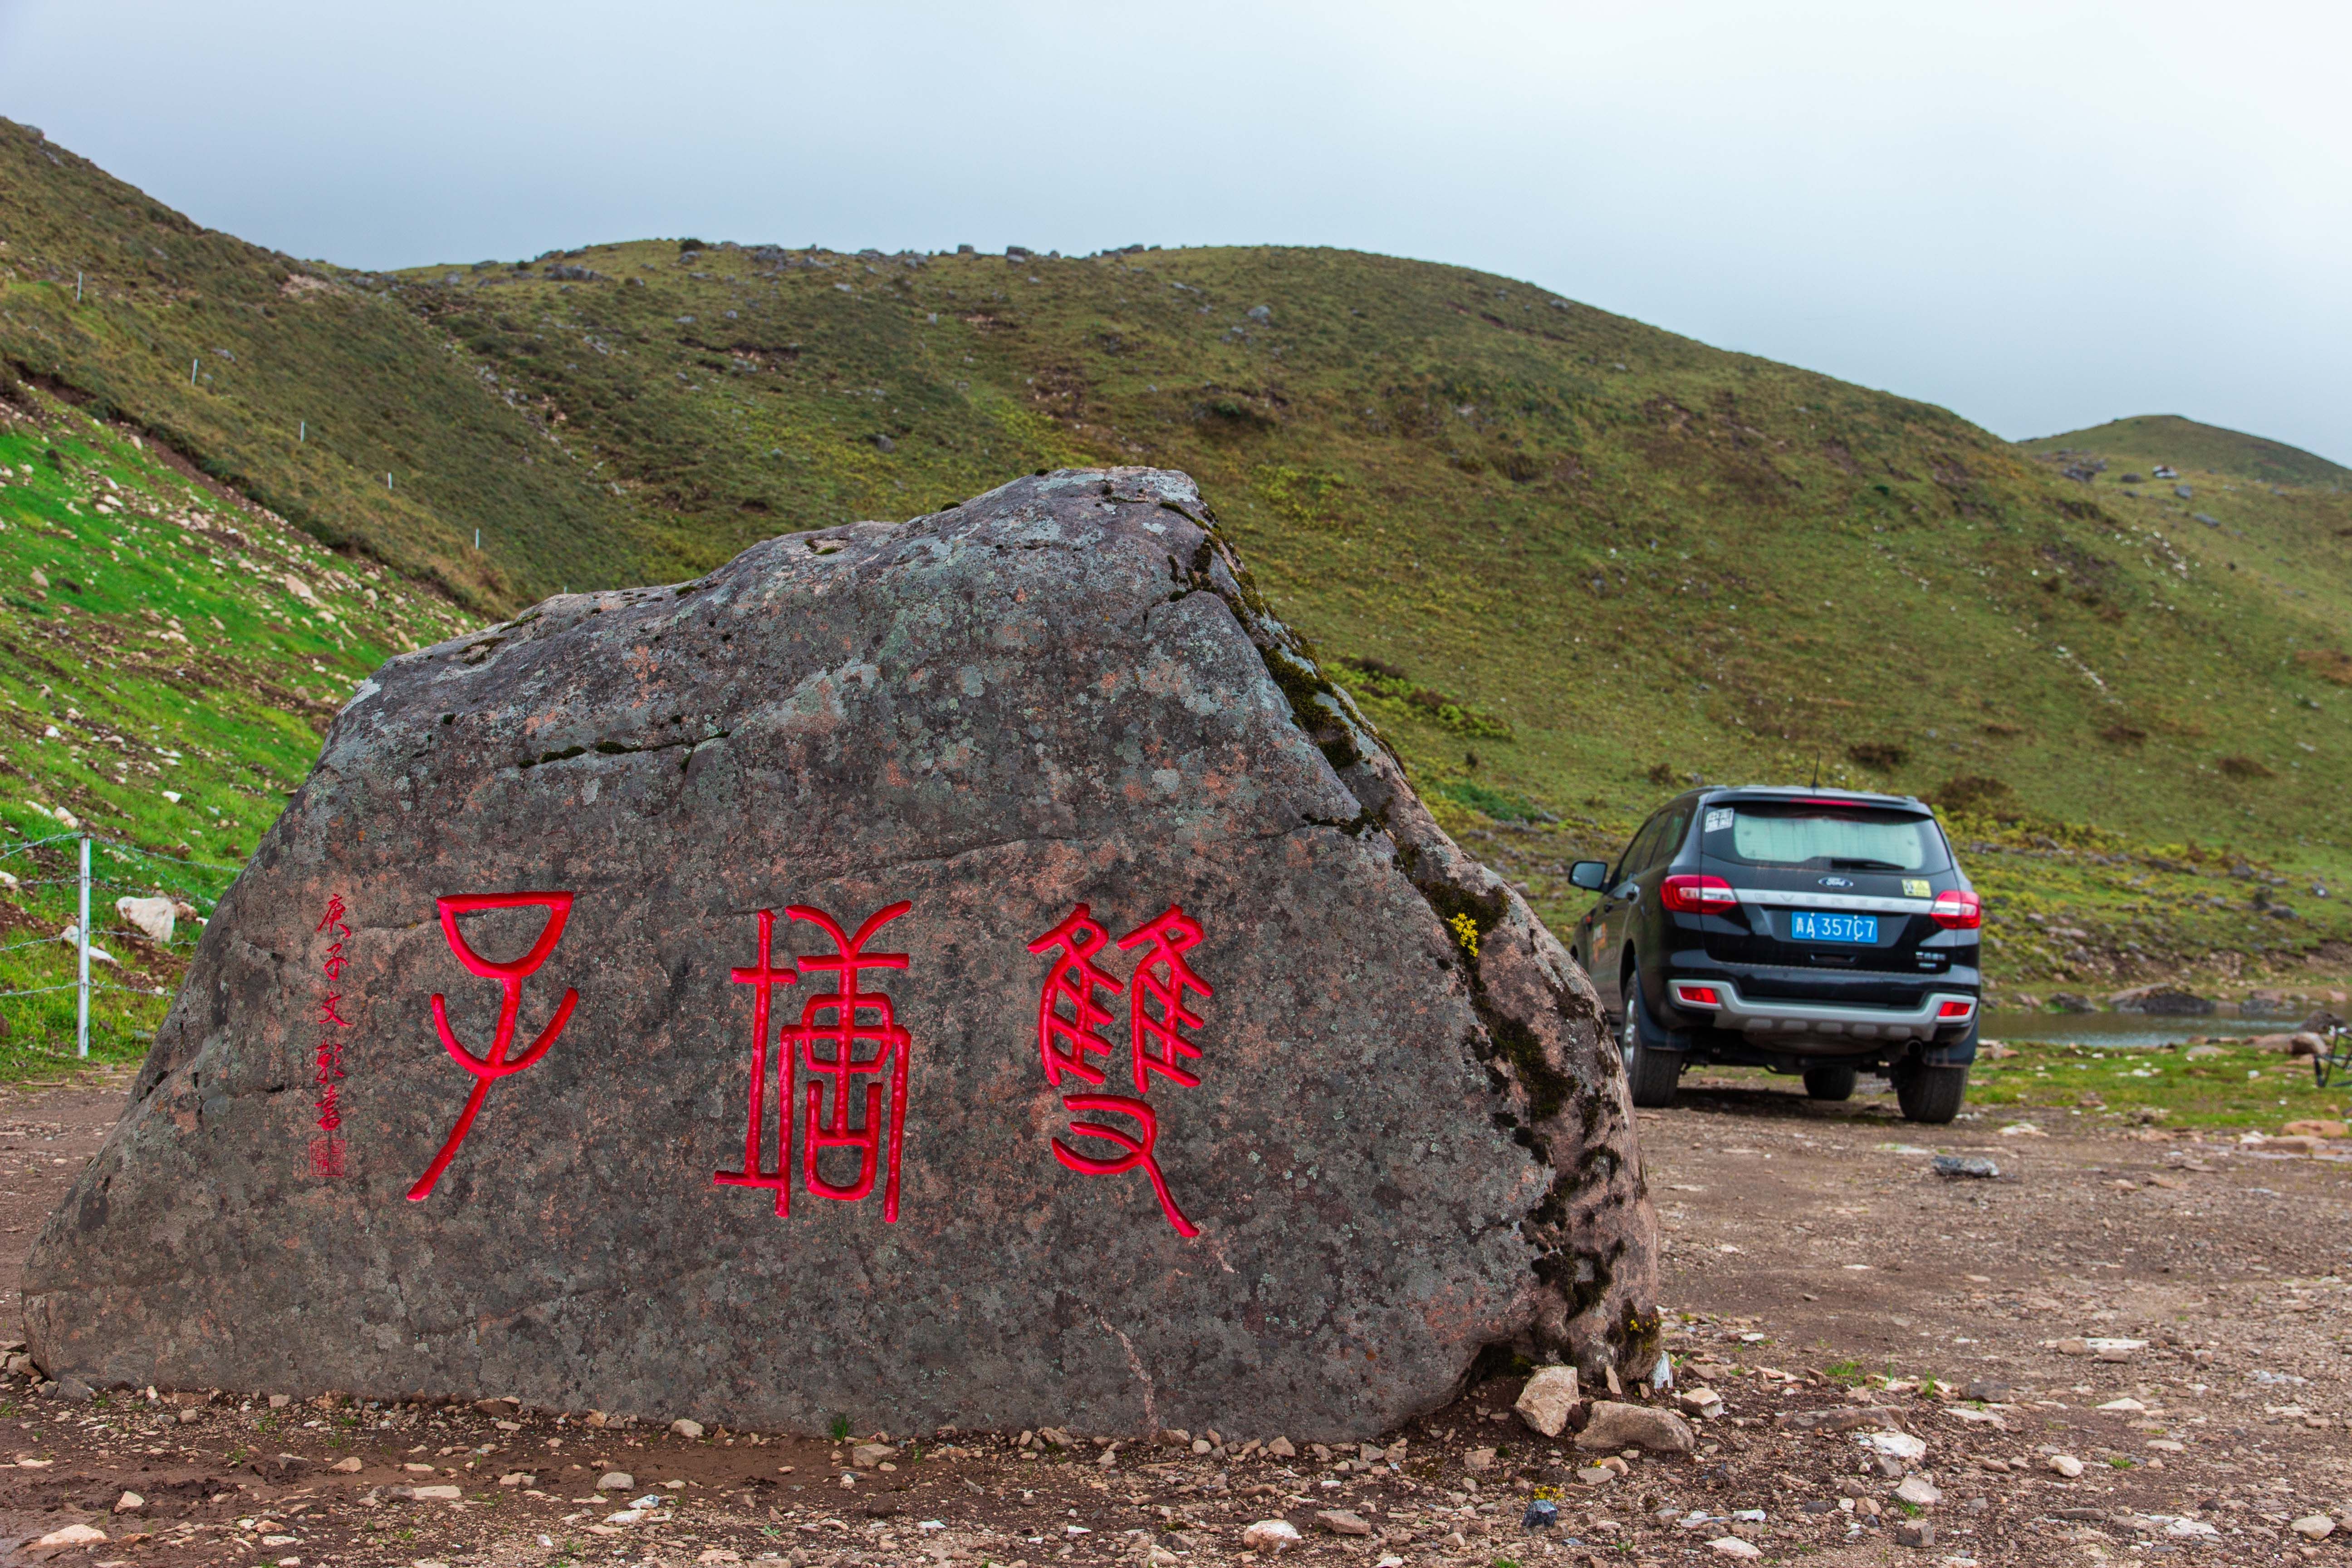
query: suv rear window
[{"left": 1707, "top": 803, "right": 1948, "bottom": 872}]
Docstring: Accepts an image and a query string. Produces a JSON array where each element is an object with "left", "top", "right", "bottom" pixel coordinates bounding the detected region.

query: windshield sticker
[{"left": 1703, "top": 808, "right": 1735, "bottom": 833}]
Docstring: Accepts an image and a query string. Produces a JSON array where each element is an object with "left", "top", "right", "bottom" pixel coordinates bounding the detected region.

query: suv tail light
[
  {"left": 1929, "top": 889, "right": 1982, "bottom": 930},
  {"left": 1660, "top": 874, "right": 1736, "bottom": 914},
  {"left": 1937, "top": 999, "right": 1976, "bottom": 1019},
  {"left": 1671, "top": 981, "right": 1724, "bottom": 1008}
]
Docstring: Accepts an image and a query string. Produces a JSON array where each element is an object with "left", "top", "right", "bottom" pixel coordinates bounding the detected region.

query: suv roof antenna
[{"left": 1809, "top": 750, "right": 1823, "bottom": 789}]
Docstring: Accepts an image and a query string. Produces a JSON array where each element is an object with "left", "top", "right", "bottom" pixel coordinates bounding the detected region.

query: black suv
[{"left": 1566, "top": 786, "right": 1981, "bottom": 1122}]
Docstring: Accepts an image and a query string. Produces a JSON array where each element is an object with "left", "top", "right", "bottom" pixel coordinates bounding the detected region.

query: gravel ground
[{"left": 0, "top": 1071, "right": 2344, "bottom": 1568}]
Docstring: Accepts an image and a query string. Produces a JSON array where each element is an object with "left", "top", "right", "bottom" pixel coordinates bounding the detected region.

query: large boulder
[{"left": 26, "top": 468, "right": 1655, "bottom": 1438}]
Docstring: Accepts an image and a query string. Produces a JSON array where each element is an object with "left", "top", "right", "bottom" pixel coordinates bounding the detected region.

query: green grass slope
[
  {"left": 2021, "top": 414, "right": 2351, "bottom": 489},
  {"left": 0, "top": 117, "right": 679, "bottom": 611},
  {"left": 389, "top": 244, "right": 2352, "bottom": 823},
  {"left": 0, "top": 382, "right": 475, "bottom": 1070},
  {"left": 5, "top": 123, "right": 2351, "bottom": 1007},
  {"left": 374, "top": 236, "right": 2352, "bottom": 1000}
]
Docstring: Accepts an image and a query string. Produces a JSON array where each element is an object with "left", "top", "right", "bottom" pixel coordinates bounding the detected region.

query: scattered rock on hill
[
  {"left": 1575, "top": 1400, "right": 1693, "bottom": 1453},
  {"left": 2282, "top": 1118, "right": 2348, "bottom": 1138},
  {"left": 25, "top": 467, "right": 1656, "bottom": 1441},
  {"left": 1514, "top": 1365, "right": 1581, "bottom": 1436},
  {"left": 2109, "top": 985, "right": 2212, "bottom": 1015},
  {"left": 1241, "top": 1520, "right": 1301, "bottom": 1552},
  {"left": 113, "top": 896, "right": 176, "bottom": 944}
]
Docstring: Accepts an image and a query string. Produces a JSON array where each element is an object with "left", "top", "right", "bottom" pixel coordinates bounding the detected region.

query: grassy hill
[
  {"left": 382, "top": 238, "right": 2352, "bottom": 895},
  {"left": 2022, "top": 414, "right": 2350, "bottom": 489},
  {"left": 0, "top": 118, "right": 678, "bottom": 611},
  {"left": 4, "top": 122, "right": 2350, "bottom": 1014},
  {"left": 0, "top": 381, "right": 472, "bottom": 1069}
]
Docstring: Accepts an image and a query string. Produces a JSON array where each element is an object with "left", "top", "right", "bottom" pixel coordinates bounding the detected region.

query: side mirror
[{"left": 1569, "top": 861, "right": 1609, "bottom": 892}]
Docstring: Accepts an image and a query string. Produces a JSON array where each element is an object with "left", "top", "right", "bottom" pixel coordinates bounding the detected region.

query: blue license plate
[{"left": 1788, "top": 910, "right": 1878, "bottom": 945}]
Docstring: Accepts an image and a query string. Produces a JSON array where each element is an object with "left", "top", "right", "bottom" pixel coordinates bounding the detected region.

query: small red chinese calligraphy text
[
  {"left": 1029, "top": 903, "right": 1212, "bottom": 1236},
  {"left": 407, "top": 891, "right": 579, "bottom": 1202},
  {"left": 717, "top": 902, "right": 913, "bottom": 1222},
  {"left": 311, "top": 893, "right": 353, "bottom": 1180}
]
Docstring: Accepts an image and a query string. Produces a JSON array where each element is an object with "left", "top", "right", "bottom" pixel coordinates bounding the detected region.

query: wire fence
[{"left": 0, "top": 829, "right": 246, "bottom": 1058}]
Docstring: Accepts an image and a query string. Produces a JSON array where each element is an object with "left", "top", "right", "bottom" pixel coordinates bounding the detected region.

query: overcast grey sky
[{"left": 4, "top": 0, "right": 2345, "bottom": 461}]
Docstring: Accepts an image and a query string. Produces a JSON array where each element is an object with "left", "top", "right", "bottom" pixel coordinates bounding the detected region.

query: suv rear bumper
[{"left": 1666, "top": 977, "right": 1975, "bottom": 1043}]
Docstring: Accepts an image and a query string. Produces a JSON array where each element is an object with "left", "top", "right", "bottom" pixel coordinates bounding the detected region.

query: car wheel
[
  {"left": 1618, "top": 974, "right": 1682, "bottom": 1110},
  {"left": 1801, "top": 1064, "right": 1857, "bottom": 1102},
  {"left": 1892, "top": 1059, "right": 1968, "bottom": 1123}
]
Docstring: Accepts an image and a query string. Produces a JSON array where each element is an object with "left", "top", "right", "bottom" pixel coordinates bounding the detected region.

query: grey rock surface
[{"left": 26, "top": 467, "right": 1655, "bottom": 1438}]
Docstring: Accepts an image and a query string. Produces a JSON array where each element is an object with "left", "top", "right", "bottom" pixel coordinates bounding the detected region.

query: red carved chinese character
[
  {"left": 1025, "top": 904, "right": 1122, "bottom": 1087},
  {"left": 315, "top": 1029, "right": 347, "bottom": 1097},
  {"left": 407, "top": 891, "right": 579, "bottom": 1202},
  {"left": 1029, "top": 902, "right": 1211, "bottom": 1236},
  {"left": 312, "top": 1033, "right": 344, "bottom": 1176},
  {"left": 1118, "top": 905, "right": 1213, "bottom": 1093},
  {"left": 1051, "top": 1093, "right": 1198, "bottom": 1238},
  {"left": 717, "top": 902, "right": 913, "bottom": 1222},
  {"left": 794, "top": 903, "right": 913, "bottom": 1215}
]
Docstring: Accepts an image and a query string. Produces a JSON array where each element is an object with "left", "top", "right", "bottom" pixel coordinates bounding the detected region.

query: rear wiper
[{"left": 1829, "top": 858, "right": 1906, "bottom": 871}]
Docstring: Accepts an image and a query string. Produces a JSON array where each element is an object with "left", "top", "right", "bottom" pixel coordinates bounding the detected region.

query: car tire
[
  {"left": 1802, "top": 1064, "right": 1858, "bottom": 1102},
  {"left": 1892, "top": 1059, "right": 1968, "bottom": 1124},
  {"left": 1619, "top": 977, "right": 1682, "bottom": 1110}
]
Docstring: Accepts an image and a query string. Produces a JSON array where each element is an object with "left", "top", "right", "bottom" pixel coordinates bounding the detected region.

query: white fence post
[{"left": 77, "top": 833, "right": 90, "bottom": 1059}]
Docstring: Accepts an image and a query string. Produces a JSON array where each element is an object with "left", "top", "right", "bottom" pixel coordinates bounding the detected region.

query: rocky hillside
[{"left": 2022, "top": 415, "right": 2350, "bottom": 489}]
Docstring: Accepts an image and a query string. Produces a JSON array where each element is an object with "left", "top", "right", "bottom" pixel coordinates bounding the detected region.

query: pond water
[{"left": 1978, "top": 1009, "right": 2306, "bottom": 1051}]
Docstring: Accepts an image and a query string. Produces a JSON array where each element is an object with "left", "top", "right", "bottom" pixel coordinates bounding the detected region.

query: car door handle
[{"left": 1617, "top": 883, "right": 1640, "bottom": 901}]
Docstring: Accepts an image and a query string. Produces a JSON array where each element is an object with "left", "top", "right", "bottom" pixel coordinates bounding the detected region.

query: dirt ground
[{"left": 0, "top": 1070, "right": 2344, "bottom": 1568}]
